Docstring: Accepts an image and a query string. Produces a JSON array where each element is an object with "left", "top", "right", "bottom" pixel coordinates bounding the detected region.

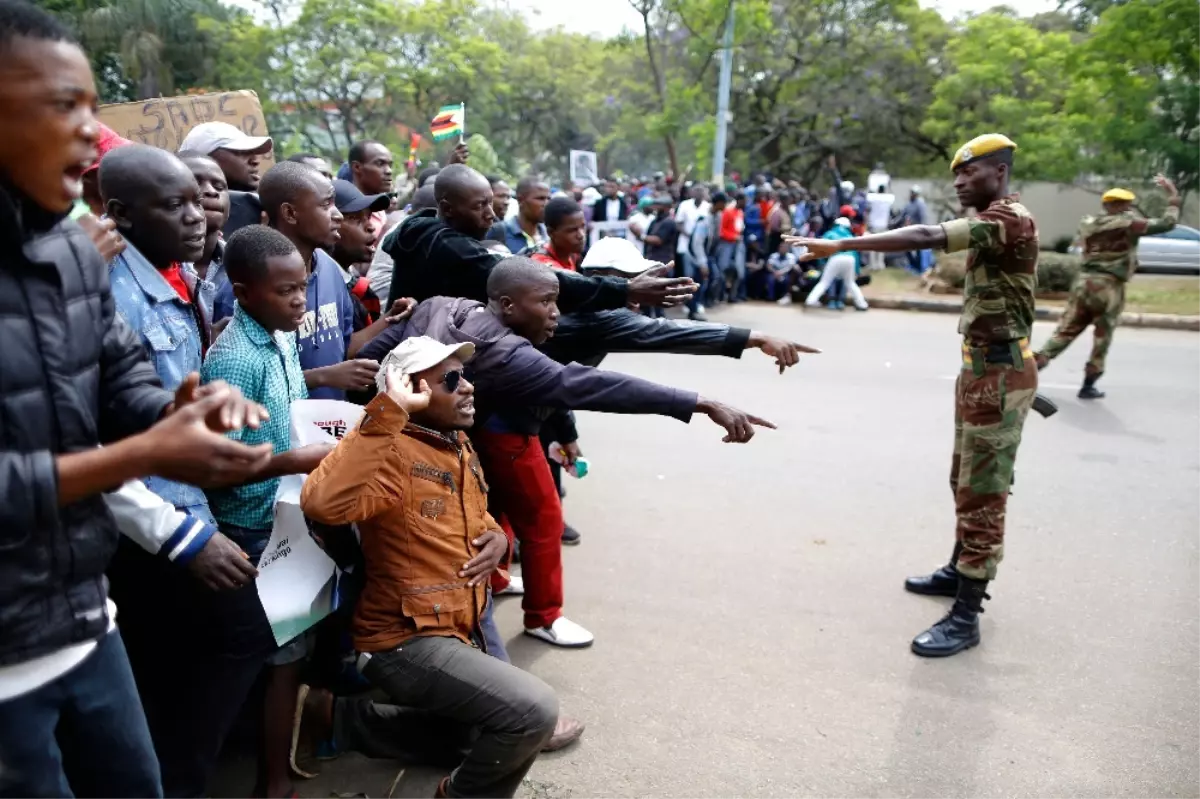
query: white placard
[
  {"left": 254, "top": 399, "right": 365, "bottom": 646},
  {"left": 569, "top": 150, "right": 598, "bottom": 186},
  {"left": 588, "top": 220, "right": 635, "bottom": 247}
]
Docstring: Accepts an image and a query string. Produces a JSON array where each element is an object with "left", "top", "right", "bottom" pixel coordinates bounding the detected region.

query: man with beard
[{"left": 788, "top": 133, "right": 1038, "bottom": 658}]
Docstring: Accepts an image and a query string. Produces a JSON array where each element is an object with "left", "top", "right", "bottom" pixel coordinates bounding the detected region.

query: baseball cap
[
  {"left": 84, "top": 123, "right": 133, "bottom": 175},
  {"left": 840, "top": 180, "right": 854, "bottom": 193},
  {"left": 332, "top": 179, "right": 389, "bottom": 214},
  {"left": 580, "top": 236, "right": 660, "bottom": 275},
  {"left": 839, "top": 204, "right": 855, "bottom": 218},
  {"left": 834, "top": 216, "right": 852, "bottom": 228},
  {"left": 376, "top": 336, "right": 475, "bottom": 393},
  {"left": 177, "top": 121, "right": 272, "bottom": 158}
]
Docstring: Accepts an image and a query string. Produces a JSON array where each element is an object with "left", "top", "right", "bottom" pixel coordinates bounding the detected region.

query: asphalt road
[{"left": 267, "top": 306, "right": 1200, "bottom": 798}]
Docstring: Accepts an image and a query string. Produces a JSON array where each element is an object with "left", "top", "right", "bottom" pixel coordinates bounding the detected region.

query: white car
[{"left": 1137, "top": 224, "right": 1200, "bottom": 275}]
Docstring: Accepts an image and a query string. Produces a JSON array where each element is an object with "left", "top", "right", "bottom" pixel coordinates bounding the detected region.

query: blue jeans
[
  {"left": 0, "top": 630, "right": 162, "bottom": 798},
  {"left": 677, "top": 252, "right": 708, "bottom": 314},
  {"left": 715, "top": 241, "right": 746, "bottom": 302},
  {"left": 480, "top": 593, "right": 510, "bottom": 663}
]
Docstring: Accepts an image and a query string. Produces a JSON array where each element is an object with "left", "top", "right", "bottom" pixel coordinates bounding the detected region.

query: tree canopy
[{"left": 41, "top": 0, "right": 1199, "bottom": 197}]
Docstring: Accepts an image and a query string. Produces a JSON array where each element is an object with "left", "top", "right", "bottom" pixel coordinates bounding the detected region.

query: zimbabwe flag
[{"left": 431, "top": 103, "right": 465, "bottom": 142}]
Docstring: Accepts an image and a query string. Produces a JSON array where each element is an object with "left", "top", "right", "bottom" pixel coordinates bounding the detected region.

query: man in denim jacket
[{"left": 101, "top": 143, "right": 278, "bottom": 796}]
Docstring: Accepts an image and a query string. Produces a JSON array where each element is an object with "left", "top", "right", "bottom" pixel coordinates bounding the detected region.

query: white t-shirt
[
  {"left": 627, "top": 211, "right": 653, "bottom": 255},
  {"left": 605, "top": 198, "right": 621, "bottom": 221},
  {"left": 674, "top": 200, "right": 710, "bottom": 253},
  {"left": 866, "top": 193, "right": 895, "bottom": 230}
]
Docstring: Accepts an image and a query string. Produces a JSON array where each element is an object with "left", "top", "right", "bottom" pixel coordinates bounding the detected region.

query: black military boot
[
  {"left": 1078, "top": 374, "right": 1105, "bottom": 400},
  {"left": 903, "top": 543, "right": 962, "bottom": 597},
  {"left": 911, "top": 575, "right": 989, "bottom": 657}
]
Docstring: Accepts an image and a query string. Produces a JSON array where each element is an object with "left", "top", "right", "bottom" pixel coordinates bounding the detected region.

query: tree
[
  {"left": 722, "top": 0, "right": 952, "bottom": 185},
  {"left": 1069, "top": 0, "right": 1199, "bottom": 199},
  {"left": 46, "top": 0, "right": 240, "bottom": 101},
  {"left": 921, "top": 12, "right": 1089, "bottom": 183}
]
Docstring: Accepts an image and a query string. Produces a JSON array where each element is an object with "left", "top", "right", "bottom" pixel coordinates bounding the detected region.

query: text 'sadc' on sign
[{"left": 97, "top": 90, "right": 273, "bottom": 163}]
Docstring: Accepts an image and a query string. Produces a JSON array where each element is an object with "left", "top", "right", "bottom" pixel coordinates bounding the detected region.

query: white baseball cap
[
  {"left": 839, "top": 180, "right": 855, "bottom": 193},
  {"left": 178, "top": 121, "right": 273, "bottom": 158},
  {"left": 834, "top": 216, "right": 852, "bottom": 228},
  {"left": 376, "top": 336, "right": 475, "bottom": 393},
  {"left": 580, "top": 236, "right": 660, "bottom": 275}
]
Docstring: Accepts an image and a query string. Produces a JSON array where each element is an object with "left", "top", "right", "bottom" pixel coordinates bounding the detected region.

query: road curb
[{"left": 868, "top": 296, "right": 1200, "bottom": 331}]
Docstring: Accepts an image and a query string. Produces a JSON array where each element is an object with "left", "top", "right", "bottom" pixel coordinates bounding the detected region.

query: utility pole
[{"left": 711, "top": 0, "right": 735, "bottom": 186}]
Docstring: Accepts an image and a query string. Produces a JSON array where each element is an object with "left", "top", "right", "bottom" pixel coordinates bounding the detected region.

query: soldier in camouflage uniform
[
  {"left": 1035, "top": 177, "right": 1181, "bottom": 398},
  {"left": 787, "top": 133, "right": 1037, "bottom": 658}
]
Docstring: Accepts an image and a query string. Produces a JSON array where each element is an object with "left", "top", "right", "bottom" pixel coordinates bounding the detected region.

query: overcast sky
[
  {"left": 230, "top": 0, "right": 1062, "bottom": 34},
  {"left": 503, "top": 0, "right": 1060, "bottom": 37}
]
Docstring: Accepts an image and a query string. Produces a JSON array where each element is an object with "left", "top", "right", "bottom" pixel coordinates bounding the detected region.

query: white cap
[
  {"left": 581, "top": 186, "right": 601, "bottom": 204},
  {"left": 376, "top": 336, "right": 475, "bottom": 393},
  {"left": 177, "top": 121, "right": 273, "bottom": 158},
  {"left": 834, "top": 216, "right": 852, "bottom": 228},
  {"left": 839, "top": 180, "right": 854, "bottom": 193},
  {"left": 580, "top": 236, "right": 659, "bottom": 275},
  {"left": 911, "top": 185, "right": 923, "bottom": 195}
]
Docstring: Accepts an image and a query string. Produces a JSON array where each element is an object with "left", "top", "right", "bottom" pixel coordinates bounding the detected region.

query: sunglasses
[{"left": 439, "top": 369, "right": 466, "bottom": 393}]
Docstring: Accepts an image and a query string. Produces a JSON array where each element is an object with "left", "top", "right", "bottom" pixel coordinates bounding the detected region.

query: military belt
[{"left": 961, "top": 338, "right": 1032, "bottom": 377}]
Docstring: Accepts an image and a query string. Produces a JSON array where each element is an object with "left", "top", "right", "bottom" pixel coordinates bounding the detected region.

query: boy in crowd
[
  {"left": 302, "top": 337, "right": 558, "bottom": 799},
  {"left": 202, "top": 225, "right": 335, "bottom": 798},
  {"left": 527, "top": 195, "right": 586, "bottom": 270},
  {"left": 214, "top": 162, "right": 383, "bottom": 400},
  {"left": 0, "top": 4, "right": 273, "bottom": 793}
]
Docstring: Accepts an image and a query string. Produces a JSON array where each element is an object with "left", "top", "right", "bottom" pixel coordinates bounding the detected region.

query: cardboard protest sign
[
  {"left": 255, "top": 399, "right": 363, "bottom": 646},
  {"left": 97, "top": 90, "right": 273, "bottom": 163}
]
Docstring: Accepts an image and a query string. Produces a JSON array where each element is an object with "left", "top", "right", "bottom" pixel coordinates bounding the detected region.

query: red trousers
[{"left": 474, "top": 430, "right": 564, "bottom": 630}]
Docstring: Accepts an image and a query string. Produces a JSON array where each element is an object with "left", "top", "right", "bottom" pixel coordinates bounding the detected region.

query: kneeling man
[{"left": 301, "top": 337, "right": 558, "bottom": 798}]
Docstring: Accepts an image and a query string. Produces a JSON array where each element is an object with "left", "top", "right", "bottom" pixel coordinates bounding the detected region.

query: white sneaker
[
  {"left": 696, "top": 303, "right": 706, "bottom": 314},
  {"left": 524, "top": 616, "right": 594, "bottom": 648},
  {"left": 496, "top": 575, "right": 524, "bottom": 596},
  {"left": 777, "top": 295, "right": 792, "bottom": 306}
]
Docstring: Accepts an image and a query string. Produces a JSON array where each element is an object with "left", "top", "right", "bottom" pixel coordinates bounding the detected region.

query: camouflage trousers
[
  {"left": 951, "top": 339, "right": 1038, "bottom": 580},
  {"left": 1038, "top": 273, "right": 1125, "bottom": 378}
]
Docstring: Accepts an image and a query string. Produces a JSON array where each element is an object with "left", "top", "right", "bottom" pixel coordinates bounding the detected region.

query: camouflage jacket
[
  {"left": 1079, "top": 205, "right": 1179, "bottom": 282},
  {"left": 942, "top": 196, "right": 1038, "bottom": 346}
]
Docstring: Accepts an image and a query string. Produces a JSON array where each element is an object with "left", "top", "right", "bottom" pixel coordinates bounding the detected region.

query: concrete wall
[{"left": 884, "top": 177, "right": 1200, "bottom": 248}]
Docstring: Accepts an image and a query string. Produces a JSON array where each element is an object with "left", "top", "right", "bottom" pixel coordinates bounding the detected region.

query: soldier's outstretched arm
[
  {"left": 1142, "top": 174, "right": 1182, "bottom": 235},
  {"left": 786, "top": 224, "right": 948, "bottom": 260}
]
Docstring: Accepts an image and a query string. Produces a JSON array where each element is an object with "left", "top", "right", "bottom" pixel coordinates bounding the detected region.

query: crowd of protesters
[
  {"left": 0, "top": 3, "right": 830, "bottom": 797},
  {"left": 470, "top": 156, "right": 939, "bottom": 319}
]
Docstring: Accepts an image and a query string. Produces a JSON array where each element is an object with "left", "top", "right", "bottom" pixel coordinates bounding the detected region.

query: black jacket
[
  {"left": 0, "top": 186, "right": 171, "bottom": 665},
  {"left": 385, "top": 210, "right": 629, "bottom": 314},
  {"left": 358, "top": 297, "right": 697, "bottom": 435},
  {"left": 592, "top": 196, "right": 629, "bottom": 222}
]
